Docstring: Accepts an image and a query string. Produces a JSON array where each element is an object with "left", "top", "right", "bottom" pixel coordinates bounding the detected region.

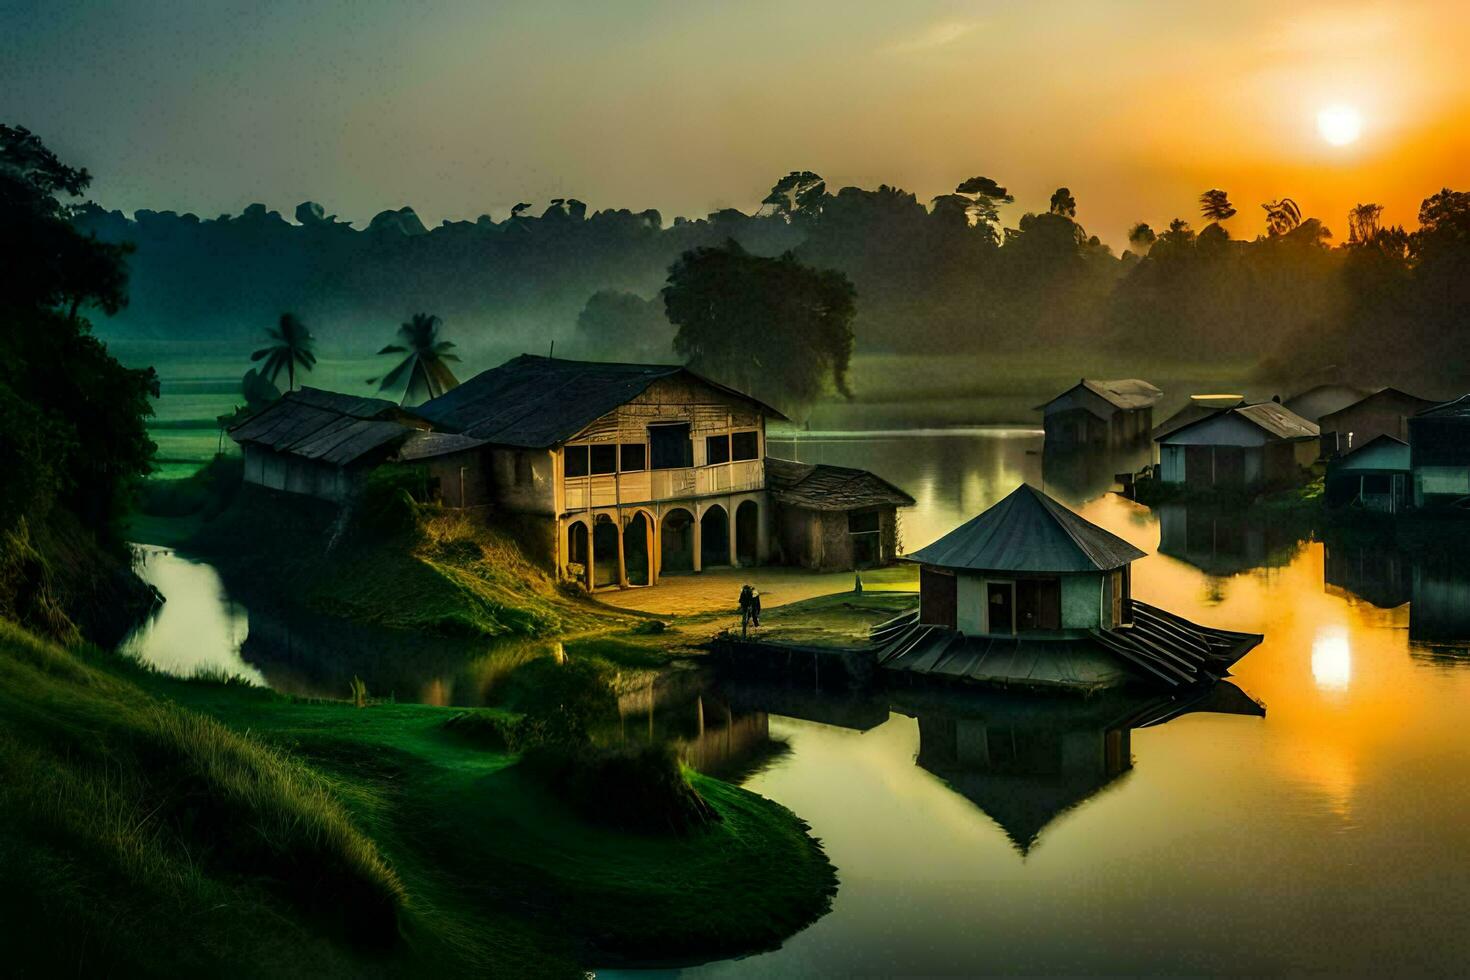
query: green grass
[
  {"left": 0, "top": 623, "right": 838, "bottom": 975},
  {"left": 748, "top": 590, "right": 919, "bottom": 648}
]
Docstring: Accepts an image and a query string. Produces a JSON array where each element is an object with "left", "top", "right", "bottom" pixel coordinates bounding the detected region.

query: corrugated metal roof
[
  {"left": 765, "top": 456, "right": 915, "bottom": 511},
  {"left": 1415, "top": 393, "right": 1470, "bottom": 419},
  {"left": 905, "top": 483, "right": 1146, "bottom": 572},
  {"left": 412, "top": 354, "right": 787, "bottom": 448},
  {"left": 396, "top": 430, "right": 489, "bottom": 461},
  {"left": 1038, "top": 379, "right": 1162, "bottom": 414},
  {"left": 228, "top": 388, "right": 413, "bottom": 465},
  {"left": 1160, "top": 401, "right": 1318, "bottom": 443},
  {"left": 1151, "top": 399, "right": 1242, "bottom": 440}
]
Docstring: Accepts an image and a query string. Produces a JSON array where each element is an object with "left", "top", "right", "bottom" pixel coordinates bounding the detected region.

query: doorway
[{"left": 987, "top": 581, "right": 1015, "bottom": 635}]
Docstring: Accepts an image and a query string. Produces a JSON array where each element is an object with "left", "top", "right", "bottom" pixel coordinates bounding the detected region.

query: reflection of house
[
  {"left": 1409, "top": 395, "right": 1470, "bottom": 510},
  {"left": 1155, "top": 402, "right": 1318, "bottom": 490},
  {"left": 231, "top": 388, "right": 430, "bottom": 502},
  {"left": 1037, "top": 379, "right": 1162, "bottom": 448},
  {"left": 1325, "top": 435, "right": 1410, "bottom": 513},
  {"left": 898, "top": 684, "right": 1264, "bottom": 853},
  {"left": 1318, "top": 387, "right": 1437, "bottom": 460},
  {"left": 879, "top": 484, "right": 1261, "bottom": 690},
  {"left": 1156, "top": 502, "right": 1307, "bottom": 576},
  {"left": 1282, "top": 383, "right": 1372, "bottom": 424},
  {"left": 1322, "top": 536, "right": 1411, "bottom": 609},
  {"left": 1410, "top": 550, "right": 1470, "bottom": 646},
  {"left": 1041, "top": 442, "right": 1153, "bottom": 504},
  {"left": 765, "top": 458, "right": 915, "bottom": 570}
]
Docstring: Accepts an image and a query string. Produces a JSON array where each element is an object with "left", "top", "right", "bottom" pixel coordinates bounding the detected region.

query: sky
[{"left": 4, "top": 0, "right": 1470, "bottom": 247}]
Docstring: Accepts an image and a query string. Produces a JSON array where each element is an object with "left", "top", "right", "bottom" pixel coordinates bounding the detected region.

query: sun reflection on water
[{"left": 1311, "top": 629, "right": 1352, "bottom": 691}]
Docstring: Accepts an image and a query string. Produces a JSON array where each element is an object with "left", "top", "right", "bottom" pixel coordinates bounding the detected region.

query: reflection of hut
[
  {"left": 765, "top": 457, "right": 915, "bottom": 570},
  {"left": 1041, "top": 441, "right": 1153, "bottom": 505},
  {"left": 1325, "top": 435, "right": 1410, "bottom": 513},
  {"left": 1323, "top": 536, "right": 1411, "bottom": 609},
  {"left": 1156, "top": 402, "right": 1318, "bottom": 490},
  {"left": 1410, "top": 551, "right": 1470, "bottom": 646},
  {"left": 897, "top": 683, "right": 1263, "bottom": 853},
  {"left": 1318, "top": 387, "right": 1437, "bottom": 460},
  {"left": 1156, "top": 502, "right": 1307, "bottom": 577},
  {"left": 1409, "top": 394, "right": 1470, "bottom": 510},
  {"left": 879, "top": 484, "right": 1261, "bottom": 690},
  {"left": 1037, "top": 379, "right": 1162, "bottom": 448}
]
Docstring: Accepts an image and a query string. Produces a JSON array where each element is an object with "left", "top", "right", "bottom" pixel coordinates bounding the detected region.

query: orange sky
[{"left": 3, "top": 0, "right": 1468, "bottom": 247}]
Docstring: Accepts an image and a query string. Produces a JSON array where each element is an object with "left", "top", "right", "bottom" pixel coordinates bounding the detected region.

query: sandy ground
[{"left": 592, "top": 563, "right": 919, "bottom": 617}]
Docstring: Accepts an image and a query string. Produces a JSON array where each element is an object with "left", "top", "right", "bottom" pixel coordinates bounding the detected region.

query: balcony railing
[{"left": 563, "top": 459, "right": 763, "bottom": 511}]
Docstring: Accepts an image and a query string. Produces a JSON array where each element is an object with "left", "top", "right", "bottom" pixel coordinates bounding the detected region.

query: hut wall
[
  {"left": 489, "top": 447, "right": 556, "bottom": 514},
  {"left": 1410, "top": 417, "right": 1470, "bottom": 508},
  {"left": 418, "top": 448, "right": 492, "bottom": 508},
  {"left": 1061, "top": 573, "right": 1103, "bottom": 630},
  {"left": 955, "top": 573, "right": 986, "bottom": 634}
]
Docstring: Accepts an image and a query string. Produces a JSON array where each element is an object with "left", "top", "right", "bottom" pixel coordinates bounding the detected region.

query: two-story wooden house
[{"left": 410, "top": 354, "right": 784, "bottom": 590}]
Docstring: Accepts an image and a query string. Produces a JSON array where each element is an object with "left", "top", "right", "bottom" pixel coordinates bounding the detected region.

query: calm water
[{"left": 124, "top": 430, "right": 1470, "bottom": 975}]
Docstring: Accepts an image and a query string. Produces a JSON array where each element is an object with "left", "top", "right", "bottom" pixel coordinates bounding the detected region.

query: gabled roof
[
  {"left": 1157, "top": 401, "right": 1318, "bottom": 443},
  {"left": 1328, "top": 434, "right": 1410, "bottom": 474},
  {"left": 1414, "top": 393, "right": 1470, "bottom": 420},
  {"left": 228, "top": 388, "right": 415, "bottom": 466},
  {"left": 412, "top": 354, "right": 787, "bottom": 448},
  {"left": 1038, "top": 379, "right": 1162, "bottom": 416},
  {"left": 764, "top": 457, "right": 915, "bottom": 511},
  {"left": 395, "top": 430, "right": 489, "bottom": 462},
  {"left": 1151, "top": 399, "right": 1241, "bottom": 440},
  {"left": 1282, "top": 383, "right": 1372, "bottom": 423},
  {"left": 1319, "top": 387, "right": 1438, "bottom": 426},
  {"left": 905, "top": 483, "right": 1146, "bottom": 573}
]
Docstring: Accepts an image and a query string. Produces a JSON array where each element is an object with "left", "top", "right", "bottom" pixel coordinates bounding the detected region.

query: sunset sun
[{"left": 1317, "top": 104, "right": 1364, "bottom": 146}]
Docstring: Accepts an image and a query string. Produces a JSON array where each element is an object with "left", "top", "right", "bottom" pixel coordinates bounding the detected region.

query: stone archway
[
  {"left": 566, "top": 520, "right": 590, "bottom": 589},
  {"left": 735, "top": 500, "right": 759, "bottom": 566},
  {"left": 625, "top": 511, "right": 652, "bottom": 586},
  {"left": 592, "top": 515, "right": 620, "bottom": 589},
  {"left": 661, "top": 508, "right": 695, "bottom": 574},
  {"left": 701, "top": 504, "right": 730, "bottom": 568}
]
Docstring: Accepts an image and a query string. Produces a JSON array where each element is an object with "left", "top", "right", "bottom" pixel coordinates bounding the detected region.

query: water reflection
[
  {"left": 1157, "top": 501, "right": 1310, "bottom": 581},
  {"left": 120, "top": 547, "right": 263, "bottom": 685}
]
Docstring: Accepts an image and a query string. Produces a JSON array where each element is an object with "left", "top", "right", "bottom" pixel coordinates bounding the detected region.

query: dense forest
[{"left": 77, "top": 172, "right": 1470, "bottom": 393}]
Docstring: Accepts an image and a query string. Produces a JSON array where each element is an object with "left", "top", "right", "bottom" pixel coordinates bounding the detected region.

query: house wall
[
  {"left": 947, "top": 570, "right": 1104, "bottom": 634},
  {"left": 242, "top": 445, "right": 354, "bottom": 502},
  {"left": 1061, "top": 573, "right": 1104, "bottom": 630},
  {"left": 1410, "top": 417, "right": 1470, "bottom": 507},
  {"left": 488, "top": 447, "right": 556, "bottom": 514},
  {"left": 1319, "top": 393, "right": 1434, "bottom": 458},
  {"left": 773, "top": 504, "right": 900, "bottom": 571},
  {"left": 416, "top": 448, "right": 491, "bottom": 508}
]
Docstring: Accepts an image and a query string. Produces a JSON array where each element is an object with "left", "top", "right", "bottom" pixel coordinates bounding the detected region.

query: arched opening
[
  {"left": 566, "top": 521, "right": 590, "bottom": 588},
  {"left": 661, "top": 508, "right": 695, "bottom": 574},
  {"left": 625, "top": 512, "right": 652, "bottom": 586},
  {"left": 593, "top": 514, "right": 620, "bottom": 589},
  {"left": 735, "top": 500, "right": 759, "bottom": 566},
  {"left": 701, "top": 504, "right": 730, "bottom": 568}
]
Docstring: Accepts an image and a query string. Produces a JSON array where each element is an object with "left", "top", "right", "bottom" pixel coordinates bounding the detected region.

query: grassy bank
[{"left": 0, "top": 622, "right": 837, "bottom": 976}]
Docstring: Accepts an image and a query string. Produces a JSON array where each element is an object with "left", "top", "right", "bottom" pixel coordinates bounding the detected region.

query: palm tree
[
  {"left": 1348, "top": 202, "right": 1384, "bottom": 243},
  {"left": 371, "top": 313, "right": 460, "bottom": 406},
  {"left": 1261, "top": 198, "right": 1303, "bottom": 237},
  {"left": 1199, "top": 189, "right": 1236, "bottom": 223},
  {"left": 250, "top": 313, "right": 316, "bottom": 391}
]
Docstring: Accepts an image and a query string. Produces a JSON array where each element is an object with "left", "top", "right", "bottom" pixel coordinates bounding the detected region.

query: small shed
[
  {"left": 1151, "top": 396, "right": 1243, "bottom": 441},
  {"left": 1037, "top": 379, "right": 1162, "bottom": 448},
  {"left": 229, "top": 388, "right": 423, "bottom": 501},
  {"left": 1409, "top": 394, "right": 1470, "bottom": 509},
  {"left": 1325, "top": 435, "right": 1410, "bottom": 512},
  {"left": 764, "top": 457, "right": 914, "bottom": 570},
  {"left": 1318, "top": 387, "right": 1437, "bottom": 460},
  {"left": 1156, "top": 402, "right": 1318, "bottom": 490},
  {"left": 1282, "top": 383, "right": 1373, "bottom": 424},
  {"left": 394, "top": 431, "right": 492, "bottom": 508}
]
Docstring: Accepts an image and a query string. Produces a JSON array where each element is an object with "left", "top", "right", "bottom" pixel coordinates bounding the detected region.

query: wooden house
[
  {"left": 1150, "top": 395, "right": 1243, "bottom": 442},
  {"left": 1155, "top": 402, "right": 1318, "bottom": 490},
  {"left": 1037, "top": 379, "right": 1162, "bottom": 448},
  {"left": 1409, "top": 395, "right": 1470, "bottom": 510},
  {"left": 765, "top": 458, "right": 915, "bottom": 570},
  {"left": 1282, "top": 383, "right": 1372, "bottom": 424},
  {"left": 876, "top": 484, "right": 1261, "bottom": 691},
  {"left": 1317, "top": 387, "right": 1437, "bottom": 460},
  {"left": 1325, "top": 435, "right": 1410, "bottom": 513},
  {"left": 230, "top": 388, "right": 428, "bottom": 502}
]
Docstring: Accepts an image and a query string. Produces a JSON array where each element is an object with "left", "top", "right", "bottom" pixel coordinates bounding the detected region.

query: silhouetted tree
[
  {"left": 251, "top": 313, "right": 316, "bottom": 391},
  {"left": 663, "top": 241, "right": 855, "bottom": 410},
  {"left": 1347, "top": 203, "right": 1383, "bottom": 244},
  {"left": 1127, "top": 222, "right": 1156, "bottom": 252},
  {"left": 371, "top": 313, "right": 460, "bottom": 405},
  {"left": 761, "top": 171, "right": 827, "bottom": 221},
  {"left": 950, "top": 175, "right": 1013, "bottom": 230},
  {"left": 1199, "top": 189, "right": 1236, "bottom": 224},
  {"left": 1262, "top": 198, "right": 1302, "bottom": 236},
  {"left": 1048, "top": 187, "right": 1077, "bottom": 218}
]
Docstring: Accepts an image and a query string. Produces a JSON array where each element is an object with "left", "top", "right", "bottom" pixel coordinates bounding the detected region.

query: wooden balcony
[{"left": 563, "top": 459, "right": 763, "bottom": 511}]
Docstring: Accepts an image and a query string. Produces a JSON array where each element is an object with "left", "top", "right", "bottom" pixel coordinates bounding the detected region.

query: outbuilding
[
  {"left": 1318, "top": 387, "right": 1437, "bottom": 460},
  {"left": 1037, "top": 379, "right": 1162, "bottom": 448},
  {"left": 1409, "top": 394, "right": 1470, "bottom": 509},
  {"left": 764, "top": 457, "right": 915, "bottom": 570},
  {"left": 1325, "top": 435, "right": 1410, "bottom": 513},
  {"left": 1155, "top": 402, "right": 1318, "bottom": 490}
]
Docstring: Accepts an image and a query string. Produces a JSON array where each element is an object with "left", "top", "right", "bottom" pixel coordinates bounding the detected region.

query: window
[
  {"left": 564, "top": 445, "right": 589, "bottom": 478},
  {"left": 706, "top": 434, "right": 731, "bottom": 465},
  {"left": 731, "top": 430, "right": 759, "bottom": 461},
  {"left": 590, "top": 444, "right": 617, "bottom": 475},
  {"left": 649, "top": 423, "right": 692, "bottom": 469},
  {"left": 620, "top": 443, "right": 646, "bottom": 472},
  {"left": 847, "top": 510, "right": 880, "bottom": 534}
]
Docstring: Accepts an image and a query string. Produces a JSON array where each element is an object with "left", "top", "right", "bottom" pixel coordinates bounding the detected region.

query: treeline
[{"left": 77, "top": 172, "right": 1470, "bottom": 391}]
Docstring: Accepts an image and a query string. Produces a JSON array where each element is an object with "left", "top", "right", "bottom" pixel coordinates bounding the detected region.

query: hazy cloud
[{"left": 882, "top": 19, "right": 979, "bottom": 55}]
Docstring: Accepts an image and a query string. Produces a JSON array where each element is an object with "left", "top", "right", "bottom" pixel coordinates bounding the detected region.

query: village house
[
  {"left": 231, "top": 354, "right": 913, "bottom": 589},
  {"left": 1282, "top": 383, "right": 1372, "bottom": 424},
  {"left": 1150, "top": 395, "right": 1243, "bottom": 442},
  {"left": 1408, "top": 394, "right": 1470, "bottom": 510},
  {"left": 1037, "top": 378, "right": 1162, "bottom": 448},
  {"left": 1317, "top": 387, "right": 1437, "bottom": 459},
  {"left": 1154, "top": 401, "right": 1318, "bottom": 490},
  {"left": 873, "top": 484, "right": 1260, "bottom": 690},
  {"left": 764, "top": 458, "right": 914, "bottom": 570},
  {"left": 1325, "top": 435, "right": 1411, "bottom": 513}
]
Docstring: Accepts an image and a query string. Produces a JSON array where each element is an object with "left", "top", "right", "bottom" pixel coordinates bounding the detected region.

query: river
[{"left": 122, "top": 429, "right": 1470, "bottom": 975}]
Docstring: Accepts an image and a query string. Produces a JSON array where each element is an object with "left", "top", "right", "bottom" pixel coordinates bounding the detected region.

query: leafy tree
[
  {"left": 761, "top": 171, "right": 827, "bottom": 221},
  {"left": 1261, "top": 198, "right": 1302, "bottom": 236},
  {"left": 949, "top": 175, "right": 1013, "bottom": 230},
  {"left": 1199, "top": 189, "right": 1236, "bottom": 223},
  {"left": 662, "top": 241, "right": 855, "bottom": 410},
  {"left": 1048, "top": 187, "right": 1077, "bottom": 218},
  {"left": 1347, "top": 202, "right": 1383, "bottom": 244},
  {"left": 251, "top": 313, "right": 317, "bottom": 391},
  {"left": 370, "top": 313, "right": 460, "bottom": 405},
  {"left": 1127, "top": 222, "right": 1157, "bottom": 252}
]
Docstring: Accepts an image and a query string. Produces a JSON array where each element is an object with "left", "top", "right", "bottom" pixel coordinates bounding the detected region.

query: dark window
[
  {"left": 847, "top": 510, "right": 880, "bottom": 534},
  {"left": 649, "top": 423, "right": 692, "bottom": 469},
  {"left": 620, "top": 443, "right": 646, "bottom": 472},
  {"left": 590, "top": 444, "right": 617, "bottom": 475},
  {"left": 1015, "top": 578, "right": 1062, "bottom": 630},
  {"left": 564, "top": 445, "right": 589, "bottom": 478},
  {"left": 706, "top": 434, "right": 731, "bottom": 465},
  {"left": 731, "top": 430, "right": 759, "bottom": 461}
]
